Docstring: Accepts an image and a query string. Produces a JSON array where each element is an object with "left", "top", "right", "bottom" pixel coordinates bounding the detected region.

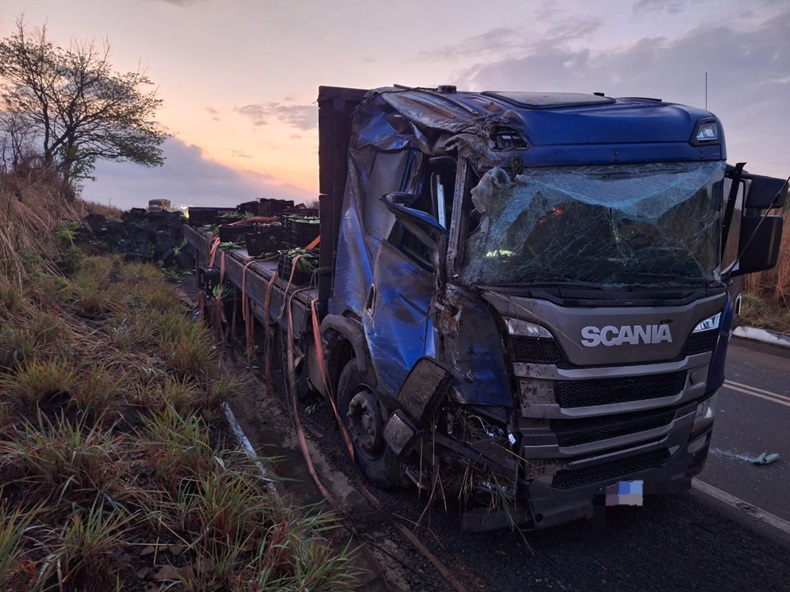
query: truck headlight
[
  {"left": 692, "top": 312, "right": 721, "bottom": 333},
  {"left": 692, "top": 393, "right": 717, "bottom": 434},
  {"left": 691, "top": 119, "right": 720, "bottom": 145},
  {"left": 505, "top": 318, "right": 553, "bottom": 338}
]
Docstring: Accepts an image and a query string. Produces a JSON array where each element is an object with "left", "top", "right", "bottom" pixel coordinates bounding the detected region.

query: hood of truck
[{"left": 483, "top": 290, "right": 727, "bottom": 366}]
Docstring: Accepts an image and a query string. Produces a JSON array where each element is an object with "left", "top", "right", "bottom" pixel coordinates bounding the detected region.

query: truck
[{"left": 185, "top": 85, "right": 787, "bottom": 531}]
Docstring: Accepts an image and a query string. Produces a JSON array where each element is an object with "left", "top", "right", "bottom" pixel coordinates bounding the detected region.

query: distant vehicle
[
  {"left": 186, "top": 85, "right": 787, "bottom": 530},
  {"left": 148, "top": 198, "right": 171, "bottom": 212}
]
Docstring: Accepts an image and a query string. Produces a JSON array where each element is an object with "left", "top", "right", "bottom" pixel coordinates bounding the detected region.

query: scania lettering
[
  {"left": 187, "top": 85, "right": 787, "bottom": 531},
  {"left": 581, "top": 324, "right": 673, "bottom": 347}
]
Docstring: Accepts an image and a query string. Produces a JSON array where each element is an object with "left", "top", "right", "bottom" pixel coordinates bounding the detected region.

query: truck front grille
[
  {"left": 555, "top": 371, "right": 686, "bottom": 408},
  {"left": 551, "top": 448, "right": 670, "bottom": 489},
  {"left": 550, "top": 408, "right": 677, "bottom": 448}
]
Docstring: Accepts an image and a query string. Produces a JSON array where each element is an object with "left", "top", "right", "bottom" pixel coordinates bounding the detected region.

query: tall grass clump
[
  {"left": 69, "top": 256, "right": 123, "bottom": 316},
  {"left": 38, "top": 504, "right": 136, "bottom": 591},
  {"left": 0, "top": 503, "right": 40, "bottom": 591},
  {"left": 0, "top": 309, "right": 68, "bottom": 370},
  {"left": 0, "top": 358, "right": 77, "bottom": 409},
  {"left": 71, "top": 364, "right": 127, "bottom": 419},
  {"left": 138, "top": 404, "right": 218, "bottom": 492},
  {"left": 0, "top": 413, "right": 131, "bottom": 511}
]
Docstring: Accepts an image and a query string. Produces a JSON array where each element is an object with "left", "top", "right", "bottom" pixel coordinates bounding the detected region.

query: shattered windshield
[{"left": 459, "top": 161, "right": 725, "bottom": 287}]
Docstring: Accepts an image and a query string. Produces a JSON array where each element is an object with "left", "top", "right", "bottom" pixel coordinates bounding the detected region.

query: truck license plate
[{"left": 604, "top": 480, "right": 644, "bottom": 506}]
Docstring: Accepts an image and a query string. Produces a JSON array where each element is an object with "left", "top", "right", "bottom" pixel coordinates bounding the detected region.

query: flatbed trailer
[{"left": 185, "top": 225, "right": 316, "bottom": 340}]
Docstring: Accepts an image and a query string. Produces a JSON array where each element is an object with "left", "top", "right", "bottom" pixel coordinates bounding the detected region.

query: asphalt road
[{"left": 702, "top": 338, "right": 790, "bottom": 521}]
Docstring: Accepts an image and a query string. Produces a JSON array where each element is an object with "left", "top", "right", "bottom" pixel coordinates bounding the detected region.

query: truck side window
[
  {"left": 388, "top": 158, "right": 456, "bottom": 269},
  {"left": 364, "top": 150, "right": 421, "bottom": 240}
]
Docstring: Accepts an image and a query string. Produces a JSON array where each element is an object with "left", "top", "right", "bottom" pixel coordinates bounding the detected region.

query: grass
[
  {"left": 740, "top": 209, "right": 790, "bottom": 332},
  {"left": 38, "top": 504, "right": 136, "bottom": 591},
  {"left": 0, "top": 413, "right": 131, "bottom": 511},
  {"left": 0, "top": 358, "right": 78, "bottom": 408},
  {"left": 0, "top": 169, "right": 359, "bottom": 591},
  {"left": 0, "top": 503, "right": 40, "bottom": 591}
]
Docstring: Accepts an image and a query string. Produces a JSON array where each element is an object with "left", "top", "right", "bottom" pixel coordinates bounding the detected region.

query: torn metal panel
[
  {"left": 436, "top": 285, "right": 512, "bottom": 407},
  {"left": 460, "top": 162, "right": 726, "bottom": 288}
]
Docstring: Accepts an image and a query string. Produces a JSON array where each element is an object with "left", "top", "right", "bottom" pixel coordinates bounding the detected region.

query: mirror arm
[{"left": 721, "top": 162, "right": 745, "bottom": 260}]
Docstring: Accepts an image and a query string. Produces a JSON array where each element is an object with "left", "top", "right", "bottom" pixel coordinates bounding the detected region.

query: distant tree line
[{"left": 0, "top": 17, "right": 167, "bottom": 198}]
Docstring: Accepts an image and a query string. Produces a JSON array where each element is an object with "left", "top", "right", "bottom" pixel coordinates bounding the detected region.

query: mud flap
[{"left": 383, "top": 357, "right": 452, "bottom": 456}]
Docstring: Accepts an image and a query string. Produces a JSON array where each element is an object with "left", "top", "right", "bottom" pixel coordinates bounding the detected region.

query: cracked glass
[{"left": 459, "top": 161, "right": 726, "bottom": 287}]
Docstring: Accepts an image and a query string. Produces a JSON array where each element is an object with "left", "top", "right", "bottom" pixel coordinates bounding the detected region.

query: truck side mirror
[
  {"left": 382, "top": 192, "right": 448, "bottom": 238},
  {"left": 382, "top": 192, "right": 449, "bottom": 281},
  {"left": 743, "top": 174, "right": 788, "bottom": 209},
  {"left": 732, "top": 215, "right": 784, "bottom": 277}
]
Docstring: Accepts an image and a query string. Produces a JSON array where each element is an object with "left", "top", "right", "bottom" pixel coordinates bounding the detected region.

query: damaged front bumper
[{"left": 383, "top": 357, "right": 713, "bottom": 531}]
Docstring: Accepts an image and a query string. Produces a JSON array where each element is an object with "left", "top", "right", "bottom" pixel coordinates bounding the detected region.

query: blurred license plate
[{"left": 604, "top": 480, "right": 644, "bottom": 506}]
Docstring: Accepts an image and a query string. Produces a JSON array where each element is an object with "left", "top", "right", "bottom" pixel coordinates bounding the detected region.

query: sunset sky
[{"left": 2, "top": 0, "right": 788, "bottom": 210}]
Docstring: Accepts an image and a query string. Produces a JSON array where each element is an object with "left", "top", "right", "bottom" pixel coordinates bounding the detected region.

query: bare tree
[{"left": 0, "top": 18, "right": 167, "bottom": 194}]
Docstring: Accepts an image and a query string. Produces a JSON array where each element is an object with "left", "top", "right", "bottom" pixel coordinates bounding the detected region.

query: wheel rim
[{"left": 346, "top": 388, "right": 384, "bottom": 459}]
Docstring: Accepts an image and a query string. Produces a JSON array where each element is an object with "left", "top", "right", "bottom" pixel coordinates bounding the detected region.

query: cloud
[
  {"left": 235, "top": 102, "right": 317, "bottom": 131},
  {"left": 147, "top": 0, "right": 205, "bottom": 5},
  {"left": 453, "top": 7, "right": 790, "bottom": 177},
  {"left": 83, "top": 137, "right": 313, "bottom": 210},
  {"left": 420, "top": 27, "right": 524, "bottom": 61},
  {"left": 205, "top": 106, "right": 220, "bottom": 122},
  {"left": 419, "top": 12, "right": 601, "bottom": 63},
  {"left": 633, "top": 0, "right": 700, "bottom": 14}
]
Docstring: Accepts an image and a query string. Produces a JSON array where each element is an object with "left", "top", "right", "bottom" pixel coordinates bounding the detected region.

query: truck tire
[{"left": 336, "top": 359, "right": 401, "bottom": 488}]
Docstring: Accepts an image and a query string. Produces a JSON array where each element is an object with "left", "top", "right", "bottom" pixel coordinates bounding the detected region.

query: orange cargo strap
[
  {"left": 241, "top": 261, "right": 256, "bottom": 363},
  {"left": 208, "top": 236, "right": 221, "bottom": 267},
  {"left": 311, "top": 298, "right": 354, "bottom": 458},
  {"left": 278, "top": 253, "right": 306, "bottom": 319},
  {"left": 263, "top": 270, "right": 279, "bottom": 395},
  {"left": 305, "top": 235, "right": 320, "bottom": 250}
]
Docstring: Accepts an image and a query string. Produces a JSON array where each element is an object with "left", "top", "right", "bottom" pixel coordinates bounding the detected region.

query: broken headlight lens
[
  {"left": 692, "top": 393, "right": 717, "bottom": 434},
  {"left": 505, "top": 317, "right": 553, "bottom": 338},
  {"left": 692, "top": 312, "right": 722, "bottom": 333},
  {"left": 519, "top": 378, "right": 556, "bottom": 406}
]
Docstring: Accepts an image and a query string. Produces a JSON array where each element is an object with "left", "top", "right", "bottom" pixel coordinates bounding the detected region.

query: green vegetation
[
  {"left": 0, "top": 172, "right": 359, "bottom": 590},
  {"left": 740, "top": 209, "right": 790, "bottom": 333}
]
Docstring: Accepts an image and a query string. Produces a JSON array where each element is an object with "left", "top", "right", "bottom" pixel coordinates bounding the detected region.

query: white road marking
[
  {"left": 693, "top": 478, "right": 790, "bottom": 538},
  {"left": 724, "top": 379, "right": 790, "bottom": 402},
  {"left": 722, "top": 380, "right": 790, "bottom": 409}
]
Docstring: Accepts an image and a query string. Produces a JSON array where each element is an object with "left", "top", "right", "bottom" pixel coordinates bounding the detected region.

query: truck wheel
[{"left": 336, "top": 360, "right": 400, "bottom": 488}]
